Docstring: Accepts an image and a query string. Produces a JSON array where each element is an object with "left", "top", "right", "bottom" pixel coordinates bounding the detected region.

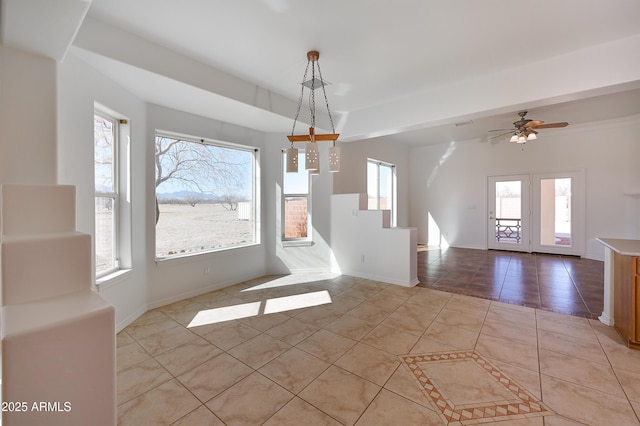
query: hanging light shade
[
  {"left": 328, "top": 145, "right": 340, "bottom": 172},
  {"left": 305, "top": 142, "right": 319, "bottom": 171},
  {"left": 286, "top": 50, "right": 340, "bottom": 174},
  {"left": 286, "top": 147, "right": 299, "bottom": 173},
  {"left": 509, "top": 134, "right": 518, "bottom": 143},
  {"left": 527, "top": 132, "right": 537, "bottom": 141}
]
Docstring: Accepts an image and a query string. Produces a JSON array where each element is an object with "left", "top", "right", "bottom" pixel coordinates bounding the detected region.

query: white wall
[
  {"left": 331, "top": 193, "right": 418, "bottom": 286},
  {"left": 146, "top": 105, "right": 269, "bottom": 308},
  {"left": 49, "top": 44, "right": 640, "bottom": 331},
  {"left": 0, "top": 45, "right": 59, "bottom": 307},
  {"left": 57, "top": 51, "right": 147, "bottom": 329},
  {"left": 57, "top": 51, "right": 280, "bottom": 327},
  {"left": 408, "top": 115, "right": 640, "bottom": 261},
  {"left": 0, "top": 45, "right": 57, "bottom": 184},
  {"left": 264, "top": 133, "right": 335, "bottom": 274},
  {"left": 333, "top": 138, "right": 411, "bottom": 227},
  {"left": 56, "top": 50, "right": 345, "bottom": 329}
]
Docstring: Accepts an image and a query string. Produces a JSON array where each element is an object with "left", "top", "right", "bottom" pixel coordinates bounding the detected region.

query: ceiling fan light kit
[
  {"left": 287, "top": 50, "right": 340, "bottom": 173},
  {"left": 491, "top": 111, "right": 568, "bottom": 146}
]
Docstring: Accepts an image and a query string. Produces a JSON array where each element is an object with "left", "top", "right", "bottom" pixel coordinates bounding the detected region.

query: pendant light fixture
[
  {"left": 328, "top": 145, "right": 341, "bottom": 172},
  {"left": 286, "top": 146, "right": 299, "bottom": 173},
  {"left": 287, "top": 50, "right": 340, "bottom": 173}
]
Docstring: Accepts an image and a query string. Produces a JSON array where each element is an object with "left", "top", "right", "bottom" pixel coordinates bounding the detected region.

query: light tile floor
[{"left": 117, "top": 273, "right": 640, "bottom": 425}]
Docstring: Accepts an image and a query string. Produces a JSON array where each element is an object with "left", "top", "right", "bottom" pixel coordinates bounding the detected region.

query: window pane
[
  {"left": 94, "top": 116, "right": 114, "bottom": 192},
  {"left": 367, "top": 160, "right": 396, "bottom": 226},
  {"left": 284, "top": 196, "right": 308, "bottom": 239},
  {"left": 379, "top": 164, "right": 393, "bottom": 210},
  {"left": 283, "top": 152, "right": 308, "bottom": 194},
  {"left": 155, "top": 136, "right": 256, "bottom": 258},
  {"left": 495, "top": 181, "right": 521, "bottom": 244},
  {"left": 94, "top": 112, "right": 118, "bottom": 277},
  {"left": 95, "top": 197, "right": 115, "bottom": 273},
  {"left": 540, "top": 178, "right": 572, "bottom": 246},
  {"left": 367, "top": 161, "right": 378, "bottom": 209},
  {"left": 282, "top": 151, "right": 310, "bottom": 241}
]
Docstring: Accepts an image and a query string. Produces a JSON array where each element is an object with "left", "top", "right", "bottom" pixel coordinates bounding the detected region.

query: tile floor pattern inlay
[
  {"left": 117, "top": 270, "right": 640, "bottom": 425},
  {"left": 400, "top": 351, "right": 554, "bottom": 424}
]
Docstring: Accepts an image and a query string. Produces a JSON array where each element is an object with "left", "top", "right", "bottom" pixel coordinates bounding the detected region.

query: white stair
[
  {"left": 330, "top": 193, "right": 418, "bottom": 286},
  {"left": 1, "top": 184, "right": 116, "bottom": 426}
]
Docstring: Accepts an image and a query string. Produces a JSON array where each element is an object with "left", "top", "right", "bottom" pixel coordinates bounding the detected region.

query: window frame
[
  {"left": 154, "top": 131, "right": 260, "bottom": 260},
  {"left": 367, "top": 158, "right": 397, "bottom": 227},
  {"left": 94, "top": 110, "right": 121, "bottom": 278},
  {"left": 281, "top": 150, "right": 312, "bottom": 244}
]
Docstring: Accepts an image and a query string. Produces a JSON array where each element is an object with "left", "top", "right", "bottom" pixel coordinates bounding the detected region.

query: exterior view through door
[{"left": 488, "top": 172, "right": 585, "bottom": 256}]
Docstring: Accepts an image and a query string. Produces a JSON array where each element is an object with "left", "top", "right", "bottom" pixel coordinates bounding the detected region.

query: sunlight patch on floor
[
  {"left": 187, "top": 301, "right": 261, "bottom": 327},
  {"left": 263, "top": 290, "right": 332, "bottom": 314},
  {"left": 241, "top": 272, "right": 340, "bottom": 292},
  {"left": 188, "top": 289, "right": 333, "bottom": 328}
]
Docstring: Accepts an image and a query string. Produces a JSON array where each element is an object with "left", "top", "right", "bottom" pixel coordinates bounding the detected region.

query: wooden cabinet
[
  {"left": 635, "top": 257, "right": 640, "bottom": 344},
  {"left": 613, "top": 253, "right": 640, "bottom": 349}
]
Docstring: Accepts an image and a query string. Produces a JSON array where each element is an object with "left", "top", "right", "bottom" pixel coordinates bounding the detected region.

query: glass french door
[
  {"left": 488, "top": 171, "right": 585, "bottom": 256},
  {"left": 487, "top": 175, "right": 531, "bottom": 252},
  {"left": 530, "top": 171, "right": 585, "bottom": 256}
]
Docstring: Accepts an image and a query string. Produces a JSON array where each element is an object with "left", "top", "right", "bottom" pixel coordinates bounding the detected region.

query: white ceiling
[{"left": 3, "top": 0, "right": 640, "bottom": 145}]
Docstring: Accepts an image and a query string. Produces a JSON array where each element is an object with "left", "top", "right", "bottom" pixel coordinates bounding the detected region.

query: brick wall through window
[{"left": 284, "top": 197, "right": 307, "bottom": 239}]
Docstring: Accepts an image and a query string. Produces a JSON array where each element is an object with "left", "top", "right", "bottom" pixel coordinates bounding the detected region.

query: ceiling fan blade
[
  {"left": 490, "top": 131, "right": 513, "bottom": 139},
  {"left": 488, "top": 128, "right": 514, "bottom": 132},
  {"left": 523, "top": 120, "right": 543, "bottom": 128},
  {"left": 530, "top": 122, "right": 569, "bottom": 129}
]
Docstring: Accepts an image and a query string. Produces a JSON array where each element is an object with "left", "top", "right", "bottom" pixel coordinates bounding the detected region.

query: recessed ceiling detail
[{"left": 7, "top": 0, "right": 637, "bottom": 146}]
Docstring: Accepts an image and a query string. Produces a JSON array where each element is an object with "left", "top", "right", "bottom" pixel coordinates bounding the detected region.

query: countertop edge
[{"left": 596, "top": 237, "right": 640, "bottom": 256}]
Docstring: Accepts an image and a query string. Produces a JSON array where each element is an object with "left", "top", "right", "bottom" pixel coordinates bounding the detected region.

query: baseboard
[
  {"left": 598, "top": 312, "right": 614, "bottom": 327},
  {"left": 116, "top": 304, "right": 147, "bottom": 333},
  {"left": 146, "top": 272, "right": 264, "bottom": 311},
  {"left": 286, "top": 267, "right": 335, "bottom": 274},
  {"left": 341, "top": 270, "right": 418, "bottom": 287}
]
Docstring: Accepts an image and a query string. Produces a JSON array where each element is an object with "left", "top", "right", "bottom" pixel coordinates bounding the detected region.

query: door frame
[
  {"left": 487, "top": 174, "right": 531, "bottom": 252},
  {"left": 530, "top": 170, "right": 585, "bottom": 256},
  {"left": 487, "top": 170, "right": 585, "bottom": 256}
]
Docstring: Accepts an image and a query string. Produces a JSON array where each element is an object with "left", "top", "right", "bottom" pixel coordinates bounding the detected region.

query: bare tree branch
[{"left": 154, "top": 136, "right": 251, "bottom": 223}]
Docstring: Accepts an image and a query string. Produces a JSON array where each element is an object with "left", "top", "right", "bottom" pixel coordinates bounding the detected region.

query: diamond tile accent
[{"left": 400, "top": 350, "right": 554, "bottom": 425}]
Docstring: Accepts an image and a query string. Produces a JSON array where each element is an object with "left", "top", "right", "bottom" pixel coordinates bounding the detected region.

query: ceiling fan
[{"left": 489, "top": 111, "right": 569, "bottom": 144}]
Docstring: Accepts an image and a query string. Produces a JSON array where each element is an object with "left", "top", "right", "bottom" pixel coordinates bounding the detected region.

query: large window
[
  {"left": 94, "top": 112, "right": 120, "bottom": 276},
  {"left": 155, "top": 133, "right": 259, "bottom": 259},
  {"left": 367, "top": 159, "right": 397, "bottom": 226},
  {"left": 282, "top": 150, "right": 311, "bottom": 242}
]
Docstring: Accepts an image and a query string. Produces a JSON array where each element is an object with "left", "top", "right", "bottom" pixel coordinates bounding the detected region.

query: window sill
[
  {"left": 96, "top": 268, "right": 132, "bottom": 290},
  {"left": 155, "top": 242, "right": 261, "bottom": 263},
  {"left": 282, "top": 240, "right": 314, "bottom": 248}
]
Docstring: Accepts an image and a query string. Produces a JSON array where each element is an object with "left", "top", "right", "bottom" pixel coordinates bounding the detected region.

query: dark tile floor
[{"left": 417, "top": 246, "right": 605, "bottom": 319}]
